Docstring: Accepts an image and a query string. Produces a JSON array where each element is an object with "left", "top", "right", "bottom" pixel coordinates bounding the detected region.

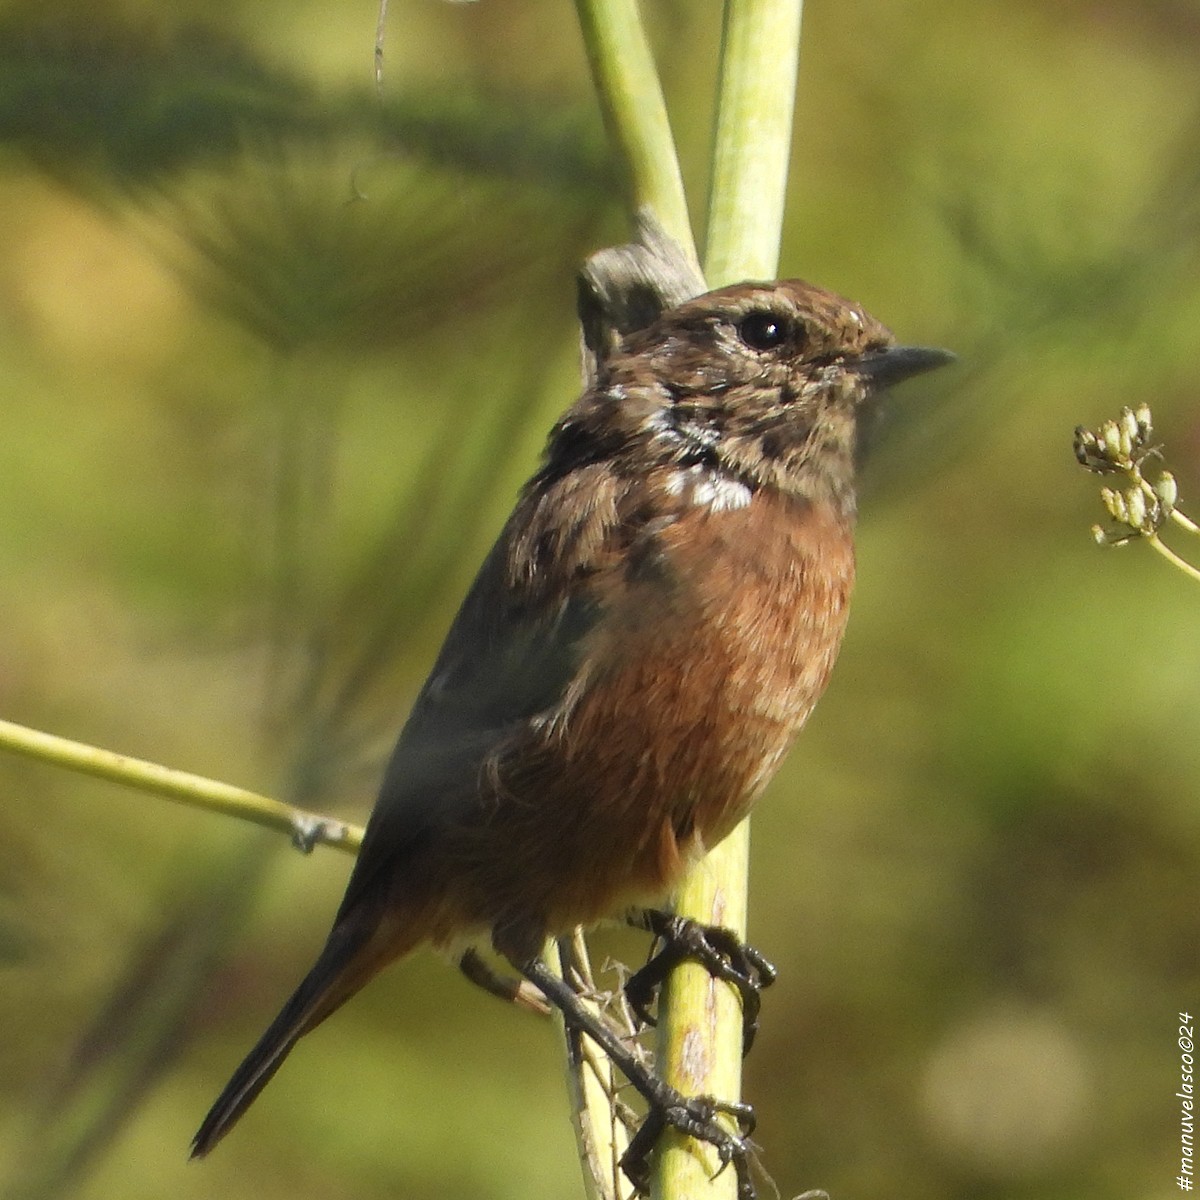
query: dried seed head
[
  {"left": 1133, "top": 403, "right": 1153, "bottom": 444},
  {"left": 1101, "top": 486, "right": 1126, "bottom": 523},
  {"left": 1124, "top": 485, "right": 1147, "bottom": 530},
  {"left": 1154, "top": 471, "right": 1178, "bottom": 511},
  {"left": 1101, "top": 420, "right": 1124, "bottom": 462},
  {"left": 1119, "top": 408, "right": 1140, "bottom": 453}
]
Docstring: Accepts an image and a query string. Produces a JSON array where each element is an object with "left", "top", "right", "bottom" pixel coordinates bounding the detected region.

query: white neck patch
[{"left": 664, "top": 465, "right": 753, "bottom": 512}]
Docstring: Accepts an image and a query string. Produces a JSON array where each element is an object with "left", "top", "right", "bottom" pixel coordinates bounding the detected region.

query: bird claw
[
  {"left": 625, "top": 911, "right": 778, "bottom": 1053},
  {"left": 620, "top": 1092, "right": 758, "bottom": 1200}
]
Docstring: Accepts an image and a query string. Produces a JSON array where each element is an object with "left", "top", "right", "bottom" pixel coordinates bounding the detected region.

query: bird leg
[
  {"left": 516, "top": 953, "right": 758, "bottom": 1200},
  {"left": 624, "top": 909, "right": 778, "bottom": 1054},
  {"left": 458, "top": 948, "right": 551, "bottom": 1015}
]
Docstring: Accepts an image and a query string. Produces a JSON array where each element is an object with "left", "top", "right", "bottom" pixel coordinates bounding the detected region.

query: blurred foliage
[{"left": 0, "top": 3, "right": 1197, "bottom": 1200}]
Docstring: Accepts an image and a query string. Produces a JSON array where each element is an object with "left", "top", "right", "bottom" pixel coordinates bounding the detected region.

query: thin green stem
[
  {"left": 1147, "top": 535, "right": 1200, "bottom": 584},
  {"left": 1169, "top": 507, "right": 1200, "bottom": 536},
  {"left": 574, "top": 0, "right": 698, "bottom": 266},
  {"left": 0, "top": 717, "right": 361, "bottom": 854}
]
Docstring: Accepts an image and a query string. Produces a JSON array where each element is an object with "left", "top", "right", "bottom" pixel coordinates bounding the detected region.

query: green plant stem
[
  {"left": 1170, "top": 507, "right": 1200, "bottom": 536},
  {"left": 574, "top": 0, "right": 698, "bottom": 266},
  {"left": 653, "top": 827, "right": 751, "bottom": 1200},
  {"left": 704, "top": 0, "right": 804, "bottom": 286},
  {"left": 655, "top": 3, "right": 804, "bottom": 1198},
  {"left": 1147, "top": 534, "right": 1200, "bottom": 583},
  {"left": 0, "top": 717, "right": 361, "bottom": 854}
]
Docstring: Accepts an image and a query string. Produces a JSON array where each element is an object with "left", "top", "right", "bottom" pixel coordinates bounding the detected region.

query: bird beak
[{"left": 853, "top": 345, "right": 956, "bottom": 389}]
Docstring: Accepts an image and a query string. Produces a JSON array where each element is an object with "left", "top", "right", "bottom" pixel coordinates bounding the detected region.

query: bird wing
[{"left": 333, "top": 527, "right": 600, "bottom": 923}]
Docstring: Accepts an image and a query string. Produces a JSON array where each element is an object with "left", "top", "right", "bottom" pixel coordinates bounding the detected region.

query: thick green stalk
[
  {"left": 652, "top": 827, "right": 751, "bottom": 1200},
  {"left": 705, "top": 0, "right": 804, "bottom": 286},
  {"left": 655, "top": 3, "right": 804, "bottom": 1198}
]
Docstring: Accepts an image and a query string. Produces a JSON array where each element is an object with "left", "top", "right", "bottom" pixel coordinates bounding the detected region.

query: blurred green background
[{"left": 1, "top": 2, "right": 1198, "bottom": 1199}]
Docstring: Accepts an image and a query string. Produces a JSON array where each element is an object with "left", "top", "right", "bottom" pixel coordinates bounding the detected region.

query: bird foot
[
  {"left": 515, "top": 954, "right": 761, "bottom": 1199},
  {"left": 621, "top": 1091, "right": 758, "bottom": 1200},
  {"left": 625, "top": 910, "right": 777, "bottom": 1054}
]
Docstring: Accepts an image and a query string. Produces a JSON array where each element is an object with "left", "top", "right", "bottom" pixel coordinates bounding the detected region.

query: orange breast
[{"left": 449, "top": 490, "right": 856, "bottom": 936}]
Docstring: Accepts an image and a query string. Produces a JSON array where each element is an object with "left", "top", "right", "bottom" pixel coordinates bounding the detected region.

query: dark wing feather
[{"left": 334, "top": 530, "right": 599, "bottom": 922}]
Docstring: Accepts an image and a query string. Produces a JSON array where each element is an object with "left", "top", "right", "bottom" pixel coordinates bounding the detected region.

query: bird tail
[{"left": 190, "top": 920, "right": 389, "bottom": 1158}]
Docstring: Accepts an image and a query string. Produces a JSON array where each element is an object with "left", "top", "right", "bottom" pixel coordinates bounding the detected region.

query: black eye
[{"left": 736, "top": 309, "right": 797, "bottom": 352}]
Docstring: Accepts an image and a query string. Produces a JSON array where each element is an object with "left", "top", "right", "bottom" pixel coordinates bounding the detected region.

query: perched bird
[{"left": 192, "top": 272, "right": 952, "bottom": 1193}]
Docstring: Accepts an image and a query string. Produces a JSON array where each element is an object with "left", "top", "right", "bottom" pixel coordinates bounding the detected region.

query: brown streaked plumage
[{"left": 191, "top": 276, "right": 952, "bottom": 1182}]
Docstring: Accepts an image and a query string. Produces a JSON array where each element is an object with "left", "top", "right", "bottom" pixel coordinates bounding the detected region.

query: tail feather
[{"left": 191, "top": 922, "right": 377, "bottom": 1158}]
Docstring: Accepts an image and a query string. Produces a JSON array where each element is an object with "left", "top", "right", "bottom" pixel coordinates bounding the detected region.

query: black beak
[{"left": 854, "top": 345, "right": 956, "bottom": 389}]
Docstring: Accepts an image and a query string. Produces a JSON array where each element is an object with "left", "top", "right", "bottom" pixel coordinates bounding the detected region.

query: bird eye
[{"left": 736, "top": 309, "right": 797, "bottom": 352}]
